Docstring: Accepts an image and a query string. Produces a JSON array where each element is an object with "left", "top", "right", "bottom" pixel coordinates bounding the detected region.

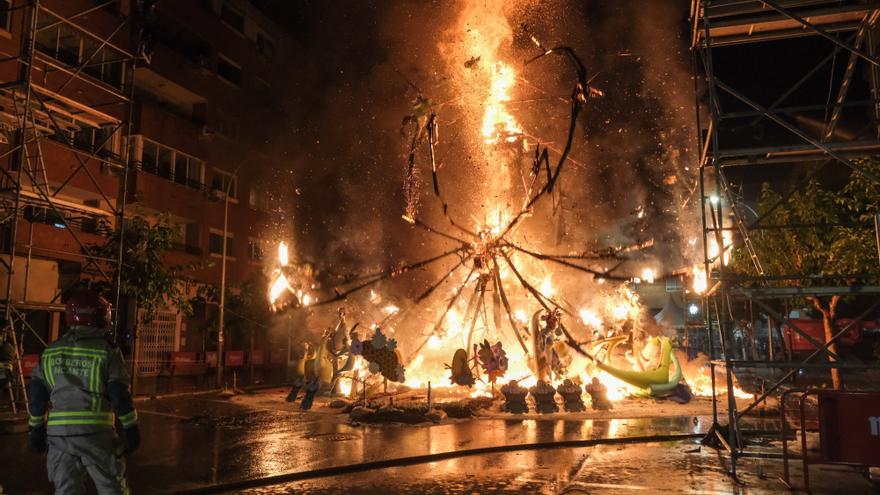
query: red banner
[
  {"left": 205, "top": 351, "right": 218, "bottom": 367},
  {"left": 225, "top": 351, "right": 244, "bottom": 367},
  {"left": 249, "top": 350, "right": 265, "bottom": 365},
  {"left": 783, "top": 318, "right": 862, "bottom": 351},
  {"left": 21, "top": 354, "right": 39, "bottom": 377},
  {"left": 819, "top": 391, "right": 880, "bottom": 465},
  {"left": 172, "top": 351, "right": 198, "bottom": 364}
]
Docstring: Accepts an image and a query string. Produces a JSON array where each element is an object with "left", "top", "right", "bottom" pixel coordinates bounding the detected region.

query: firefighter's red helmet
[{"left": 65, "top": 289, "right": 111, "bottom": 328}]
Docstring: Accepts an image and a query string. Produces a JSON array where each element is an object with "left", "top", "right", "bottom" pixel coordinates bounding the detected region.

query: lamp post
[{"left": 216, "top": 165, "right": 240, "bottom": 387}]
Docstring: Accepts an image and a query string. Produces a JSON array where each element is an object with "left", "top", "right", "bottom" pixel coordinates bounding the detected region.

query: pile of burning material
[{"left": 264, "top": 17, "right": 750, "bottom": 412}]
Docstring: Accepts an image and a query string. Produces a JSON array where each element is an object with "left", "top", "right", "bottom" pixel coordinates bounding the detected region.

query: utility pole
[
  {"left": 875, "top": 213, "right": 880, "bottom": 265},
  {"left": 216, "top": 165, "right": 241, "bottom": 387}
]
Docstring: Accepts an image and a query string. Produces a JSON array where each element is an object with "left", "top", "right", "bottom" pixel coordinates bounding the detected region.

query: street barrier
[{"left": 782, "top": 389, "right": 880, "bottom": 492}]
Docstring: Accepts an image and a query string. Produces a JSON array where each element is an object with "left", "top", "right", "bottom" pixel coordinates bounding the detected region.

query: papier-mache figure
[
  {"left": 446, "top": 348, "right": 475, "bottom": 387},
  {"left": 299, "top": 378, "right": 320, "bottom": 411},
  {"left": 556, "top": 378, "right": 586, "bottom": 412},
  {"left": 529, "top": 379, "right": 559, "bottom": 414},
  {"left": 585, "top": 376, "right": 613, "bottom": 411},
  {"left": 500, "top": 379, "right": 529, "bottom": 414},
  {"left": 477, "top": 340, "right": 508, "bottom": 384}
]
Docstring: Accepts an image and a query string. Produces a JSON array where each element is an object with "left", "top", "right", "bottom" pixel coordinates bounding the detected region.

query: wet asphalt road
[
  {"left": 223, "top": 441, "right": 878, "bottom": 495},
  {"left": 1, "top": 388, "right": 705, "bottom": 494},
  {"left": 1, "top": 388, "right": 874, "bottom": 494}
]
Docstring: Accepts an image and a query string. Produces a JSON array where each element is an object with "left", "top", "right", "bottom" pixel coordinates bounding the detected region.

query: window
[
  {"left": 72, "top": 125, "right": 116, "bottom": 157},
  {"left": 210, "top": 169, "right": 237, "bottom": 199},
  {"left": 217, "top": 55, "right": 241, "bottom": 87},
  {"left": 220, "top": 3, "right": 245, "bottom": 34},
  {"left": 153, "top": 12, "right": 212, "bottom": 68},
  {"left": 157, "top": 147, "right": 173, "bottom": 179},
  {"left": 141, "top": 140, "right": 158, "bottom": 174},
  {"left": 247, "top": 238, "right": 264, "bottom": 261},
  {"left": 57, "top": 25, "right": 81, "bottom": 66},
  {"left": 46, "top": 113, "right": 119, "bottom": 158},
  {"left": 82, "top": 37, "right": 124, "bottom": 88},
  {"left": 34, "top": 10, "right": 126, "bottom": 90},
  {"left": 248, "top": 186, "right": 272, "bottom": 212},
  {"left": 135, "top": 136, "right": 204, "bottom": 189},
  {"left": 0, "top": 1, "right": 12, "bottom": 32},
  {"left": 209, "top": 230, "right": 234, "bottom": 257}
]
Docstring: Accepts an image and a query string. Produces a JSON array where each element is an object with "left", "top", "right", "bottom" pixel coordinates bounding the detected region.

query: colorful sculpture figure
[
  {"left": 585, "top": 377, "right": 613, "bottom": 411},
  {"left": 351, "top": 327, "right": 406, "bottom": 383},
  {"left": 446, "top": 348, "right": 475, "bottom": 387},
  {"left": 286, "top": 375, "right": 305, "bottom": 403},
  {"left": 477, "top": 340, "right": 508, "bottom": 384},
  {"left": 557, "top": 379, "right": 586, "bottom": 412},
  {"left": 590, "top": 336, "right": 682, "bottom": 397},
  {"left": 287, "top": 310, "right": 358, "bottom": 404},
  {"left": 299, "top": 379, "right": 320, "bottom": 411},
  {"left": 530, "top": 309, "right": 571, "bottom": 381},
  {"left": 500, "top": 380, "right": 529, "bottom": 414},
  {"left": 287, "top": 342, "right": 313, "bottom": 404},
  {"left": 529, "top": 379, "right": 559, "bottom": 414}
]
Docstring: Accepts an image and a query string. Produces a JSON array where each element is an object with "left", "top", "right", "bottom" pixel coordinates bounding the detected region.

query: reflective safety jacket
[{"left": 28, "top": 326, "right": 138, "bottom": 436}]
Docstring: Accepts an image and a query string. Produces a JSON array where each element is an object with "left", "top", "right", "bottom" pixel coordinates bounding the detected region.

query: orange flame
[{"left": 482, "top": 62, "right": 523, "bottom": 144}]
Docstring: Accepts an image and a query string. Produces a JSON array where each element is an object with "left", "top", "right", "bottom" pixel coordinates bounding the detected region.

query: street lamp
[{"left": 216, "top": 164, "right": 241, "bottom": 387}]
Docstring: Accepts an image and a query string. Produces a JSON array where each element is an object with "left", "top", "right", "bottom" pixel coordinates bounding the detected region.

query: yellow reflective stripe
[
  {"left": 118, "top": 410, "right": 138, "bottom": 428},
  {"left": 28, "top": 415, "right": 45, "bottom": 427},
  {"left": 44, "top": 346, "right": 107, "bottom": 356},
  {"left": 44, "top": 351, "right": 107, "bottom": 359},
  {"left": 89, "top": 357, "right": 101, "bottom": 411},
  {"left": 47, "top": 419, "right": 114, "bottom": 426},
  {"left": 47, "top": 410, "right": 114, "bottom": 427},
  {"left": 42, "top": 355, "right": 55, "bottom": 388},
  {"left": 48, "top": 411, "right": 113, "bottom": 419}
]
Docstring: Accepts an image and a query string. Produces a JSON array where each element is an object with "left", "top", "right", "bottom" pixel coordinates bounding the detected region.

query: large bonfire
[{"left": 267, "top": 2, "right": 748, "bottom": 406}]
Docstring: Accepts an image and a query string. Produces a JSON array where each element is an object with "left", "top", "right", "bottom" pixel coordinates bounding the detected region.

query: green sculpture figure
[{"left": 589, "top": 336, "right": 682, "bottom": 396}]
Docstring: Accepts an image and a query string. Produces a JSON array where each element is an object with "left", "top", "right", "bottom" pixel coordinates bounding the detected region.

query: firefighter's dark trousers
[{"left": 47, "top": 432, "right": 130, "bottom": 494}]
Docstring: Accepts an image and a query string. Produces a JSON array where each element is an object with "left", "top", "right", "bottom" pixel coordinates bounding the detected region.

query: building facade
[{"left": 0, "top": 0, "right": 292, "bottom": 387}]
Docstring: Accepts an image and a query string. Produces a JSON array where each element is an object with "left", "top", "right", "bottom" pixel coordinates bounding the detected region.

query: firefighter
[{"left": 27, "top": 289, "right": 140, "bottom": 494}]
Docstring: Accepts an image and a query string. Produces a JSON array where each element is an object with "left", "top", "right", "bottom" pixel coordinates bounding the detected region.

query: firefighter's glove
[
  {"left": 28, "top": 425, "right": 47, "bottom": 453},
  {"left": 123, "top": 424, "right": 141, "bottom": 454}
]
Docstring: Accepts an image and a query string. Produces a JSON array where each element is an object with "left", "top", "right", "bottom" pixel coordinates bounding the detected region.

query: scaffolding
[
  {"left": 0, "top": 0, "right": 139, "bottom": 415},
  {"left": 691, "top": 0, "right": 880, "bottom": 479}
]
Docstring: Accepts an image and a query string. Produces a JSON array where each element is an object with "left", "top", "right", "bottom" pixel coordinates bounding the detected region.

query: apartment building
[{"left": 0, "top": 0, "right": 293, "bottom": 384}]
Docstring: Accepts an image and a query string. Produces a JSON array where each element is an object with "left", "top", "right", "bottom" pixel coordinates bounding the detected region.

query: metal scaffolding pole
[
  {"left": 0, "top": 0, "right": 138, "bottom": 415},
  {"left": 692, "top": 0, "right": 880, "bottom": 480}
]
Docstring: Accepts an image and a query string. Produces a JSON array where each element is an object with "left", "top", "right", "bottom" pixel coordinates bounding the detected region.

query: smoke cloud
[{"left": 262, "top": 1, "right": 699, "bottom": 347}]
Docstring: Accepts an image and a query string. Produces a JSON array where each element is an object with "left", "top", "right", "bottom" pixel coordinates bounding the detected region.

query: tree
[
  {"left": 97, "top": 213, "right": 196, "bottom": 322},
  {"left": 201, "top": 273, "right": 271, "bottom": 354},
  {"left": 731, "top": 159, "right": 880, "bottom": 389}
]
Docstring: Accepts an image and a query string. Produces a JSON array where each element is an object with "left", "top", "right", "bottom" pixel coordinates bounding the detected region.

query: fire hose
[{"left": 170, "top": 431, "right": 703, "bottom": 494}]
